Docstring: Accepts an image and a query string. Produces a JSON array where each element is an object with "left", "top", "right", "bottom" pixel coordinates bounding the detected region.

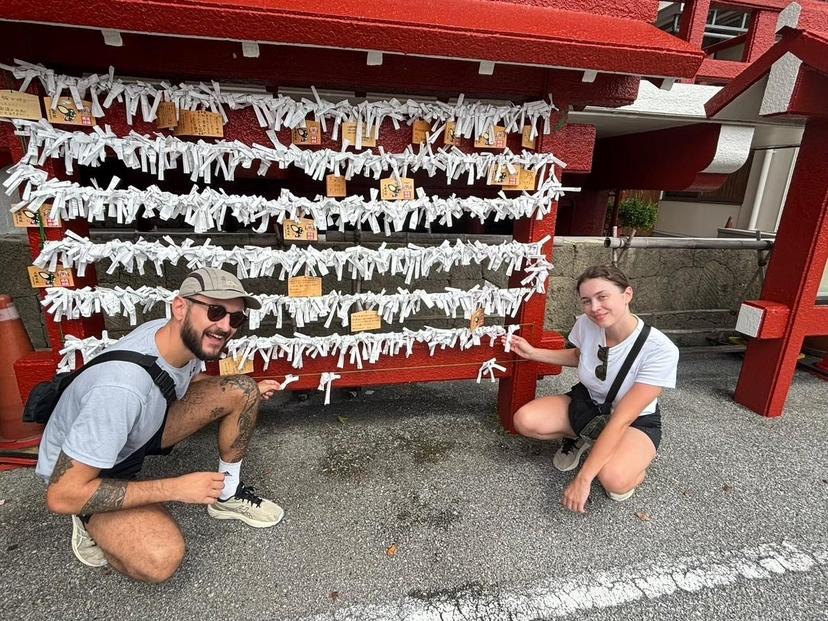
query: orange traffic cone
[{"left": 0, "top": 294, "right": 43, "bottom": 449}]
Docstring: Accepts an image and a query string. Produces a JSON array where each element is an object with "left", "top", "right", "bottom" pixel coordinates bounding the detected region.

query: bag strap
[
  {"left": 603, "top": 324, "right": 652, "bottom": 407},
  {"left": 57, "top": 350, "right": 177, "bottom": 404}
]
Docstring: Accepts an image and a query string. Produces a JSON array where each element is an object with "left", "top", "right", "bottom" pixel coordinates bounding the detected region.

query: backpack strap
[
  {"left": 58, "top": 350, "right": 177, "bottom": 405},
  {"left": 602, "top": 324, "right": 652, "bottom": 407}
]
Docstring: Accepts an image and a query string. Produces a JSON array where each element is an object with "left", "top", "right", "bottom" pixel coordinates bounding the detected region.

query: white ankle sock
[{"left": 218, "top": 458, "right": 242, "bottom": 500}]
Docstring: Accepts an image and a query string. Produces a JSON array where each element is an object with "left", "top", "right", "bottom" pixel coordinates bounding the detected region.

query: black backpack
[{"left": 23, "top": 350, "right": 177, "bottom": 424}]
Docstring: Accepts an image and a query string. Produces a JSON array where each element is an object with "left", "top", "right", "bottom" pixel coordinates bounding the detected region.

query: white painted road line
[{"left": 303, "top": 540, "right": 828, "bottom": 620}]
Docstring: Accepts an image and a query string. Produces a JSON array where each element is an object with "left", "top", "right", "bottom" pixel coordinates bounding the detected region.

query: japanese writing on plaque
[
  {"left": 288, "top": 276, "right": 322, "bottom": 298},
  {"left": 174, "top": 110, "right": 224, "bottom": 137},
  {"left": 0, "top": 90, "right": 42, "bottom": 121}
]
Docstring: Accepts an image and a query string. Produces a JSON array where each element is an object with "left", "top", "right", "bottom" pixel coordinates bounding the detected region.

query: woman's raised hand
[{"left": 502, "top": 334, "right": 536, "bottom": 361}]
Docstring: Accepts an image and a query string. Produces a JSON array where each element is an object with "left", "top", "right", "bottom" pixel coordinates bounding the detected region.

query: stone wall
[
  {"left": 0, "top": 234, "right": 764, "bottom": 352},
  {"left": 546, "top": 242, "right": 763, "bottom": 344}
]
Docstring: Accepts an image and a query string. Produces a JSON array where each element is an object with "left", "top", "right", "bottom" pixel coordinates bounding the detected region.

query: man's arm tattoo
[
  {"left": 49, "top": 451, "right": 74, "bottom": 486},
  {"left": 79, "top": 479, "right": 128, "bottom": 514}
]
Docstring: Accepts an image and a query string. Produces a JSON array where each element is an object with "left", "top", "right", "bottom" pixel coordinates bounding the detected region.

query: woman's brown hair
[{"left": 575, "top": 265, "right": 632, "bottom": 294}]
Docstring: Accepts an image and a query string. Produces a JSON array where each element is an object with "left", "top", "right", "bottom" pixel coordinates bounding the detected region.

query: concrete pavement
[{"left": 1, "top": 353, "right": 826, "bottom": 620}]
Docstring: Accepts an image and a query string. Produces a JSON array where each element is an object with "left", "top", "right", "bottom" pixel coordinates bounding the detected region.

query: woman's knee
[
  {"left": 513, "top": 404, "right": 547, "bottom": 437},
  {"left": 597, "top": 464, "right": 639, "bottom": 494}
]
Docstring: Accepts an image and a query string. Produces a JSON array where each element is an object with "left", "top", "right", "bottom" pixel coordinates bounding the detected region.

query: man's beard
[{"left": 181, "top": 313, "right": 229, "bottom": 361}]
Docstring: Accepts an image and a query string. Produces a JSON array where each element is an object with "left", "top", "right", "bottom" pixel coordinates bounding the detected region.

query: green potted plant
[{"left": 618, "top": 196, "right": 658, "bottom": 237}]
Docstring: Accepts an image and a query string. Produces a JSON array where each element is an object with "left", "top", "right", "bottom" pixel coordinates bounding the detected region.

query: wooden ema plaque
[
  {"left": 12, "top": 204, "right": 60, "bottom": 228},
  {"left": 412, "top": 120, "right": 431, "bottom": 145},
  {"left": 351, "top": 310, "right": 382, "bottom": 332},
  {"left": 380, "top": 177, "right": 415, "bottom": 201},
  {"left": 503, "top": 167, "right": 538, "bottom": 192},
  {"left": 292, "top": 121, "right": 322, "bottom": 145},
  {"left": 156, "top": 101, "right": 178, "bottom": 129},
  {"left": 341, "top": 122, "right": 377, "bottom": 147},
  {"left": 326, "top": 175, "right": 347, "bottom": 198},
  {"left": 219, "top": 356, "right": 255, "bottom": 376},
  {"left": 174, "top": 110, "right": 224, "bottom": 138},
  {"left": 487, "top": 165, "right": 519, "bottom": 186},
  {"left": 474, "top": 126, "right": 507, "bottom": 149},
  {"left": 521, "top": 125, "right": 537, "bottom": 150},
  {"left": 43, "top": 97, "right": 95, "bottom": 126},
  {"left": 444, "top": 121, "right": 461, "bottom": 146},
  {"left": 470, "top": 307, "right": 485, "bottom": 331},
  {"left": 28, "top": 266, "right": 74, "bottom": 288},
  {"left": 288, "top": 276, "right": 322, "bottom": 298},
  {"left": 0, "top": 90, "right": 42, "bottom": 121},
  {"left": 283, "top": 218, "right": 318, "bottom": 241}
]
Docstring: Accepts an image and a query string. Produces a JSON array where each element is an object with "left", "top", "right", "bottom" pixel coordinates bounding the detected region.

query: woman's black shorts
[{"left": 566, "top": 383, "right": 662, "bottom": 450}]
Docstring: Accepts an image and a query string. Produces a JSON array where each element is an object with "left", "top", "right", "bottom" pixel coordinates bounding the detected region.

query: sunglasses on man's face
[
  {"left": 595, "top": 345, "right": 609, "bottom": 381},
  {"left": 188, "top": 299, "right": 247, "bottom": 328}
]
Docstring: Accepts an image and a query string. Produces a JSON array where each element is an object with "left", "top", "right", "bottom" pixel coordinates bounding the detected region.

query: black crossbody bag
[
  {"left": 23, "top": 350, "right": 177, "bottom": 424},
  {"left": 568, "top": 324, "right": 652, "bottom": 441}
]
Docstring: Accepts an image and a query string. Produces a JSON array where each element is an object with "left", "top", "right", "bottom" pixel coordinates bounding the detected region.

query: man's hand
[
  {"left": 173, "top": 472, "right": 227, "bottom": 504},
  {"left": 563, "top": 474, "right": 592, "bottom": 514},
  {"left": 257, "top": 379, "right": 282, "bottom": 401}
]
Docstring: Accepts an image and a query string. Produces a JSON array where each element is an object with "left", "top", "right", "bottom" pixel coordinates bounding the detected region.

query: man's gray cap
[{"left": 179, "top": 267, "right": 261, "bottom": 310}]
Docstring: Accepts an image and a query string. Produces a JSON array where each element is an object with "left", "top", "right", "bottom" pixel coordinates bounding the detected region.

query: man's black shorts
[{"left": 567, "top": 383, "right": 662, "bottom": 450}]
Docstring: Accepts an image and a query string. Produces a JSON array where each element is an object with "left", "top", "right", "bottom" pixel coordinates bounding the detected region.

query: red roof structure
[{"left": 1, "top": 0, "right": 702, "bottom": 78}]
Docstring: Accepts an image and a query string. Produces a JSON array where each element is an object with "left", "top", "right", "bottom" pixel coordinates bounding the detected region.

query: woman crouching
[{"left": 508, "top": 265, "right": 679, "bottom": 513}]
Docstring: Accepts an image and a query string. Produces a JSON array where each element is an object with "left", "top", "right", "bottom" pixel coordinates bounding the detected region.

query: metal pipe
[
  {"left": 748, "top": 148, "right": 774, "bottom": 231},
  {"left": 602, "top": 237, "right": 773, "bottom": 250}
]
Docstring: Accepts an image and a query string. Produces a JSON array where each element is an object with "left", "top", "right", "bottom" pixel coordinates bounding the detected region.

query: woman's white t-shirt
[{"left": 568, "top": 315, "right": 679, "bottom": 416}]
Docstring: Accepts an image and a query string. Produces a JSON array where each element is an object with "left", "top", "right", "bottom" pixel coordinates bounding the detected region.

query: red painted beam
[
  {"left": 0, "top": 0, "right": 703, "bottom": 77},
  {"left": 788, "top": 66, "right": 828, "bottom": 118},
  {"left": 225, "top": 342, "right": 517, "bottom": 390},
  {"left": 588, "top": 123, "right": 727, "bottom": 191},
  {"left": 696, "top": 58, "right": 751, "bottom": 84},
  {"left": 0, "top": 22, "right": 642, "bottom": 109},
  {"left": 805, "top": 306, "right": 828, "bottom": 335}
]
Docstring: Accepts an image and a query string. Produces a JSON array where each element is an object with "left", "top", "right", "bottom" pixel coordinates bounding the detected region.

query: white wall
[
  {"left": 738, "top": 147, "right": 798, "bottom": 232},
  {"left": 655, "top": 200, "right": 740, "bottom": 236},
  {"left": 655, "top": 145, "right": 799, "bottom": 237}
]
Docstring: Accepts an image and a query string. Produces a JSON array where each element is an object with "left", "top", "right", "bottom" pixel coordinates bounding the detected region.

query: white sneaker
[
  {"left": 71, "top": 515, "right": 107, "bottom": 567},
  {"left": 207, "top": 483, "right": 284, "bottom": 528},
  {"left": 607, "top": 488, "right": 636, "bottom": 502},
  {"left": 553, "top": 437, "right": 591, "bottom": 472}
]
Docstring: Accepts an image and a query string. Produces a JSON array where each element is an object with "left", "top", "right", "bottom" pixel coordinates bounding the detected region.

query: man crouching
[{"left": 36, "top": 268, "right": 283, "bottom": 582}]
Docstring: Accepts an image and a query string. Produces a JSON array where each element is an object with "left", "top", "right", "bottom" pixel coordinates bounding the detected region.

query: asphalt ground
[{"left": 1, "top": 353, "right": 826, "bottom": 620}]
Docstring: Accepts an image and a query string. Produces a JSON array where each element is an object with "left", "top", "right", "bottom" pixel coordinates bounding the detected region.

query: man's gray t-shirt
[{"left": 35, "top": 319, "right": 200, "bottom": 482}]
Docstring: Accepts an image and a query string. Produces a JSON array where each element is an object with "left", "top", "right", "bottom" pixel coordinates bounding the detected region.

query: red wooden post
[
  {"left": 496, "top": 127, "right": 562, "bottom": 431},
  {"left": 678, "top": 0, "right": 712, "bottom": 49},
  {"left": 744, "top": 9, "right": 779, "bottom": 63},
  {"left": 734, "top": 118, "right": 828, "bottom": 417}
]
